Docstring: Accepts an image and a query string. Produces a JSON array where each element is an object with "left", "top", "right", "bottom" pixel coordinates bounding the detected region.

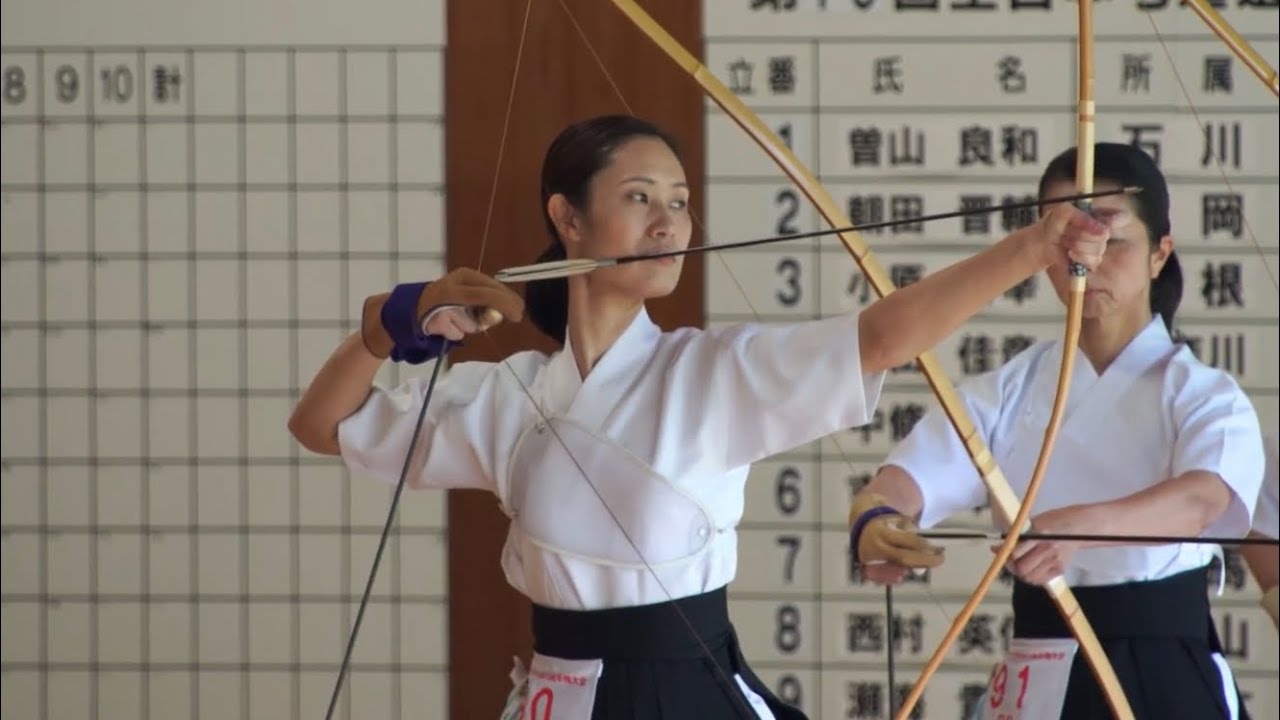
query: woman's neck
[
  {"left": 1079, "top": 306, "right": 1152, "bottom": 373},
  {"left": 565, "top": 280, "right": 644, "bottom": 379}
]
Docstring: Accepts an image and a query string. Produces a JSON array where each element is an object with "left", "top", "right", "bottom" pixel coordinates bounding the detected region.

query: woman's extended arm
[{"left": 857, "top": 203, "right": 1114, "bottom": 374}]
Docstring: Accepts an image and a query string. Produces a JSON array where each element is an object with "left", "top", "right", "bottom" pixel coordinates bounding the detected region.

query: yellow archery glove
[{"left": 848, "top": 492, "right": 944, "bottom": 570}]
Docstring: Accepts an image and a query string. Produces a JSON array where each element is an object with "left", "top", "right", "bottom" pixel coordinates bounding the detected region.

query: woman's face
[
  {"left": 551, "top": 136, "right": 693, "bottom": 301},
  {"left": 1041, "top": 178, "right": 1171, "bottom": 322}
]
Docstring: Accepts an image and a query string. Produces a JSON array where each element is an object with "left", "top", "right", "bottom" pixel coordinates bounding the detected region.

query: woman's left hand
[
  {"left": 1030, "top": 202, "right": 1126, "bottom": 272},
  {"left": 997, "top": 504, "right": 1103, "bottom": 586}
]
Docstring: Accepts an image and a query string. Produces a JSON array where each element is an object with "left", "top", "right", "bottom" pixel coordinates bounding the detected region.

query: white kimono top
[
  {"left": 884, "top": 315, "right": 1265, "bottom": 587},
  {"left": 338, "top": 307, "right": 885, "bottom": 610},
  {"left": 1254, "top": 430, "right": 1279, "bottom": 540}
]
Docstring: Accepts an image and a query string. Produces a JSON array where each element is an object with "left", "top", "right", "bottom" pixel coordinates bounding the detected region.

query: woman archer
[
  {"left": 849, "top": 142, "right": 1266, "bottom": 720},
  {"left": 288, "top": 114, "right": 1114, "bottom": 719}
]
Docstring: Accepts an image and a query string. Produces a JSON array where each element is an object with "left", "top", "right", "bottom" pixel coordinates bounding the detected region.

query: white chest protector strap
[{"left": 506, "top": 417, "right": 716, "bottom": 568}]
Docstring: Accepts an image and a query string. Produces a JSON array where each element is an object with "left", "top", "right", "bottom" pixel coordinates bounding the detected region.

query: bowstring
[
  {"left": 550, "top": 0, "right": 942, "bottom": 707},
  {"left": 556, "top": 0, "right": 969, "bottom": 693},
  {"left": 469, "top": 0, "right": 760, "bottom": 716},
  {"left": 1142, "top": 2, "right": 1280, "bottom": 627},
  {"left": 557, "top": 0, "right": 967, "bottom": 678},
  {"left": 554, "top": 0, "right": 963, "bottom": 638},
  {"left": 324, "top": 341, "right": 451, "bottom": 720},
  {"left": 330, "top": 2, "right": 536, "bottom": 715},
  {"left": 475, "top": 0, "right": 941, "bottom": 713},
  {"left": 1142, "top": 9, "right": 1277, "bottom": 295},
  {"left": 474, "top": 0, "right": 536, "bottom": 274},
  {"left": 553, "top": 0, "right": 766, "bottom": 320},
  {"left": 481, "top": 0, "right": 959, "bottom": 714},
  {"left": 476, "top": 336, "right": 761, "bottom": 720}
]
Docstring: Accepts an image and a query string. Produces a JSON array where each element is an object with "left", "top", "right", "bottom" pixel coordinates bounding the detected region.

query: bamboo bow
[
  {"left": 894, "top": 2, "right": 1129, "bottom": 716},
  {"left": 897, "top": 3, "right": 1280, "bottom": 714},
  {"left": 1184, "top": 0, "right": 1279, "bottom": 98}
]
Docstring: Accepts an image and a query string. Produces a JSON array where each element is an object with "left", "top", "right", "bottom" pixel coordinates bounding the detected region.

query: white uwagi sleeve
[
  {"left": 691, "top": 313, "right": 887, "bottom": 470},
  {"left": 882, "top": 365, "right": 1009, "bottom": 529},
  {"left": 1169, "top": 368, "right": 1266, "bottom": 538},
  {"left": 1253, "top": 432, "right": 1280, "bottom": 540},
  {"left": 336, "top": 354, "right": 540, "bottom": 493}
]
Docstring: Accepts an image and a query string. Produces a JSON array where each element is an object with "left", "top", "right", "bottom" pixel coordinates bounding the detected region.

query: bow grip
[{"left": 1069, "top": 197, "right": 1097, "bottom": 278}]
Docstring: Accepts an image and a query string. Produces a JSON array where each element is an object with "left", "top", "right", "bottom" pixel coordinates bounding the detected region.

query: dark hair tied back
[
  {"left": 1149, "top": 250, "right": 1182, "bottom": 332},
  {"left": 525, "top": 241, "right": 570, "bottom": 343},
  {"left": 524, "top": 114, "right": 682, "bottom": 344}
]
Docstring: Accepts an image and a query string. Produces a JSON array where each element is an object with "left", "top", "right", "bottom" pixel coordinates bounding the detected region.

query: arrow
[
  {"left": 920, "top": 530, "right": 1280, "bottom": 546},
  {"left": 494, "top": 186, "right": 1141, "bottom": 283}
]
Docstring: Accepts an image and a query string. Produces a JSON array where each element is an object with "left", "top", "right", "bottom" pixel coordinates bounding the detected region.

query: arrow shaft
[
  {"left": 617, "top": 186, "right": 1138, "bottom": 265},
  {"left": 495, "top": 186, "right": 1140, "bottom": 283},
  {"left": 921, "top": 530, "right": 1279, "bottom": 546}
]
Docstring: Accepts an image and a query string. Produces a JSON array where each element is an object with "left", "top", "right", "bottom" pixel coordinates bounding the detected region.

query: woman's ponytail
[
  {"left": 524, "top": 242, "right": 569, "bottom": 344},
  {"left": 1150, "top": 249, "right": 1183, "bottom": 332}
]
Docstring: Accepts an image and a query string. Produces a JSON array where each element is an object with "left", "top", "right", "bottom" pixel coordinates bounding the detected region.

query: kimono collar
[
  {"left": 1056, "top": 313, "right": 1174, "bottom": 389},
  {"left": 543, "top": 306, "right": 662, "bottom": 416},
  {"left": 1106, "top": 314, "right": 1176, "bottom": 377}
]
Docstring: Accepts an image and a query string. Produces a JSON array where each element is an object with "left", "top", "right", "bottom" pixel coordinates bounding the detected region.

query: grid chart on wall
[
  {"left": 704, "top": 1, "right": 1279, "bottom": 719},
  {"left": 0, "top": 1, "right": 449, "bottom": 719}
]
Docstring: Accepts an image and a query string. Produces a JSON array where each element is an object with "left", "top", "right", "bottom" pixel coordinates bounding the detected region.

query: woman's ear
[
  {"left": 1150, "top": 234, "right": 1174, "bottom": 279},
  {"left": 547, "top": 194, "right": 580, "bottom": 250}
]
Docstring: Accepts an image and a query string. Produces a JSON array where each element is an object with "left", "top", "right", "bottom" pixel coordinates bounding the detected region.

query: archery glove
[
  {"left": 361, "top": 267, "right": 525, "bottom": 360},
  {"left": 849, "top": 492, "right": 944, "bottom": 570}
]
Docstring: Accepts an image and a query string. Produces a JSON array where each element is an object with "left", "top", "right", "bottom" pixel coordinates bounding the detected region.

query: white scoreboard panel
[
  {"left": 1, "top": 1, "right": 448, "bottom": 719},
  {"left": 704, "top": 1, "right": 1278, "bottom": 718}
]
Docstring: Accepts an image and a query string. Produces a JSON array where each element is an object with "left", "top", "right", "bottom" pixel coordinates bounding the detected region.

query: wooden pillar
[{"left": 443, "top": 1, "right": 705, "bottom": 716}]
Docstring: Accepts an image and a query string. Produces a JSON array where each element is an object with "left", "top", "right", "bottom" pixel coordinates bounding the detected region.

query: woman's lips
[{"left": 640, "top": 250, "right": 679, "bottom": 264}]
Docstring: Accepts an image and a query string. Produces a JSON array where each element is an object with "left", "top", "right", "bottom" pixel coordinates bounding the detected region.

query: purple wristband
[
  {"left": 379, "top": 282, "right": 456, "bottom": 364},
  {"left": 849, "top": 505, "right": 902, "bottom": 563}
]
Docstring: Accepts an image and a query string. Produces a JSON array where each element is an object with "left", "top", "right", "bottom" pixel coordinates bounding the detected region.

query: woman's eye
[{"left": 671, "top": 199, "right": 688, "bottom": 210}]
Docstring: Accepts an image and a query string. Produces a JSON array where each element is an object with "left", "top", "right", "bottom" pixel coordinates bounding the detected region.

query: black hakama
[
  {"left": 1011, "top": 566, "right": 1249, "bottom": 719},
  {"left": 531, "top": 587, "right": 806, "bottom": 719}
]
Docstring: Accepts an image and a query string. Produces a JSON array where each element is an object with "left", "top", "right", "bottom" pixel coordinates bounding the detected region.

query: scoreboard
[{"left": 702, "top": 1, "right": 1278, "bottom": 718}]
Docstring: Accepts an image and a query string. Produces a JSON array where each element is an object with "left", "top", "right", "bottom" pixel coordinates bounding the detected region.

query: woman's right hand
[
  {"left": 417, "top": 268, "right": 526, "bottom": 339},
  {"left": 849, "top": 492, "right": 945, "bottom": 585},
  {"left": 361, "top": 267, "right": 525, "bottom": 359}
]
